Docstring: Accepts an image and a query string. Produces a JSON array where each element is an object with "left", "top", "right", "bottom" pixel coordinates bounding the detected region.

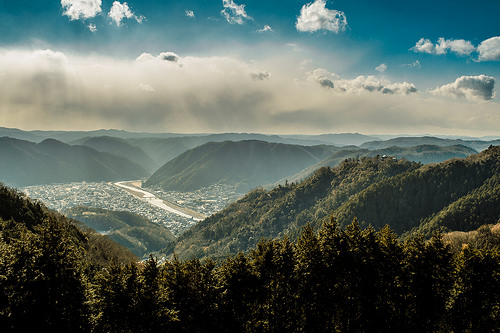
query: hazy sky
[{"left": 0, "top": 0, "right": 499, "bottom": 136}]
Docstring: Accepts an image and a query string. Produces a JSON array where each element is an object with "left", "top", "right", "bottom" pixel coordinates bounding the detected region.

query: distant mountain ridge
[
  {"left": 361, "top": 136, "right": 499, "bottom": 152},
  {"left": 144, "top": 140, "right": 340, "bottom": 192},
  {"left": 275, "top": 144, "right": 477, "bottom": 186},
  {"left": 0, "top": 137, "right": 148, "bottom": 187},
  {"left": 70, "top": 136, "right": 158, "bottom": 173}
]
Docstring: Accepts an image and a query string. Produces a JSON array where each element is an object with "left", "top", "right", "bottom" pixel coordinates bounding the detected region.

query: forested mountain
[
  {"left": 361, "top": 135, "right": 500, "bottom": 152},
  {"left": 0, "top": 137, "right": 148, "bottom": 186},
  {"left": 164, "top": 146, "right": 500, "bottom": 260},
  {"left": 65, "top": 206, "right": 175, "bottom": 257},
  {"left": 71, "top": 136, "right": 158, "bottom": 173},
  {"left": 275, "top": 144, "right": 477, "bottom": 186},
  {"left": 144, "top": 140, "right": 339, "bottom": 192}
]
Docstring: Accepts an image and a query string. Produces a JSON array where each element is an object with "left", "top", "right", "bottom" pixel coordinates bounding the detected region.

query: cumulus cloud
[
  {"left": 431, "top": 75, "right": 495, "bottom": 101},
  {"left": 412, "top": 37, "right": 475, "bottom": 56},
  {"left": 88, "top": 23, "right": 97, "bottom": 32},
  {"left": 412, "top": 38, "right": 434, "bottom": 54},
  {"left": 221, "top": 0, "right": 250, "bottom": 24},
  {"left": 108, "top": 1, "right": 144, "bottom": 26},
  {"left": 437, "top": 38, "right": 475, "bottom": 56},
  {"left": 185, "top": 10, "right": 195, "bottom": 18},
  {"left": 308, "top": 69, "right": 416, "bottom": 95},
  {"left": 308, "top": 68, "right": 336, "bottom": 89},
  {"left": 296, "top": 0, "right": 347, "bottom": 33},
  {"left": 375, "top": 63, "right": 387, "bottom": 72},
  {"left": 257, "top": 25, "right": 273, "bottom": 33},
  {"left": 336, "top": 75, "right": 417, "bottom": 95},
  {"left": 477, "top": 37, "right": 500, "bottom": 61},
  {"left": 61, "top": 0, "right": 102, "bottom": 21}
]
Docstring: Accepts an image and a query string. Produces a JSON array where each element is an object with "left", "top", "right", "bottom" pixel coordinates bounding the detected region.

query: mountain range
[
  {"left": 161, "top": 146, "right": 500, "bottom": 259},
  {"left": 0, "top": 137, "right": 148, "bottom": 187},
  {"left": 144, "top": 140, "right": 340, "bottom": 192}
]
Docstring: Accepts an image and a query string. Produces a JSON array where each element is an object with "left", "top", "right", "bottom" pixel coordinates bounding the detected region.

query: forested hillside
[
  {"left": 65, "top": 206, "right": 175, "bottom": 257},
  {"left": 145, "top": 140, "right": 339, "bottom": 192},
  {"left": 0, "top": 137, "right": 148, "bottom": 186},
  {"left": 164, "top": 146, "right": 500, "bottom": 259}
]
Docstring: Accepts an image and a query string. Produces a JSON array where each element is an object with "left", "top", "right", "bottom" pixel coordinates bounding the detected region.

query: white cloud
[
  {"left": 412, "top": 37, "right": 476, "bottom": 56},
  {"left": 108, "top": 1, "right": 144, "bottom": 26},
  {"left": 431, "top": 75, "right": 495, "bottom": 101},
  {"left": 221, "top": 0, "right": 250, "bottom": 24},
  {"left": 375, "top": 63, "right": 387, "bottom": 72},
  {"left": 257, "top": 25, "right": 273, "bottom": 33},
  {"left": 61, "top": 0, "right": 102, "bottom": 21},
  {"left": 88, "top": 23, "right": 97, "bottom": 32},
  {"left": 308, "top": 69, "right": 417, "bottom": 95},
  {"left": 477, "top": 37, "right": 500, "bottom": 61},
  {"left": 296, "top": 0, "right": 347, "bottom": 33},
  {"left": 185, "top": 10, "right": 195, "bottom": 18},
  {"left": 336, "top": 75, "right": 417, "bottom": 95},
  {"left": 412, "top": 38, "right": 434, "bottom": 54},
  {"left": 435, "top": 38, "right": 476, "bottom": 56}
]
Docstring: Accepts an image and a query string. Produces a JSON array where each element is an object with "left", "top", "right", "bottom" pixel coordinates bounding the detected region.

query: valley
[{"left": 21, "top": 180, "right": 241, "bottom": 236}]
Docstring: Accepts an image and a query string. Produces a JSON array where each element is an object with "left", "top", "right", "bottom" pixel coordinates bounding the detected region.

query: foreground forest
[{"left": 1, "top": 181, "right": 500, "bottom": 332}]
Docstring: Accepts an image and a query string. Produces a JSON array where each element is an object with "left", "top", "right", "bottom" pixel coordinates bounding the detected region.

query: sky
[{"left": 0, "top": 0, "right": 499, "bottom": 136}]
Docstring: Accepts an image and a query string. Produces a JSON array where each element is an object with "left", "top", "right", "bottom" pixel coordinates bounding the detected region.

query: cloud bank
[
  {"left": 296, "top": 0, "right": 347, "bottom": 33},
  {"left": 0, "top": 49, "right": 498, "bottom": 136},
  {"left": 432, "top": 75, "right": 495, "bottom": 101}
]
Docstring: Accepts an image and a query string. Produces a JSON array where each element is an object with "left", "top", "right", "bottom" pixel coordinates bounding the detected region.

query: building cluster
[{"left": 21, "top": 182, "right": 241, "bottom": 236}]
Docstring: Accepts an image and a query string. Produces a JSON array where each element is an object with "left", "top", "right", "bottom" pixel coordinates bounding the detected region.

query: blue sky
[{"left": 0, "top": 0, "right": 499, "bottom": 136}]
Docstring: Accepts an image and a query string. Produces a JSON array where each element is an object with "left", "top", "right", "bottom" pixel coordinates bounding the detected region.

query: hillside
[
  {"left": 0, "top": 137, "right": 149, "bottom": 186},
  {"left": 128, "top": 133, "right": 339, "bottom": 167},
  {"left": 71, "top": 136, "right": 158, "bottom": 173},
  {"left": 163, "top": 146, "right": 500, "bottom": 259},
  {"left": 65, "top": 206, "right": 175, "bottom": 258},
  {"left": 144, "top": 140, "right": 339, "bottom": 192},
  {"left": 334, "top": 146, "right": 500, "bottom": 235},
  {"left": 0, "top": 183, "right": 137, "bottom": 267}
]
